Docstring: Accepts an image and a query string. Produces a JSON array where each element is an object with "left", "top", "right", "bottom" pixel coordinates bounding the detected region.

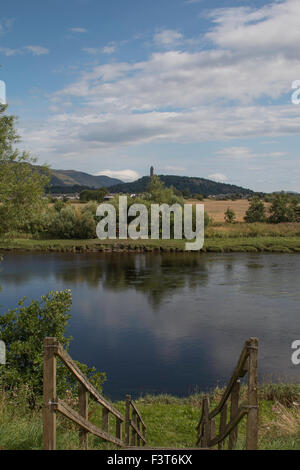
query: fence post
[
  {"left": 116, "top": 418, "right": 122, "bottom": 441},
  {"left": 43, "top": 337, "right": 57, "bottom": 450},
  {"left": 202, "top": 396, "right": 210, "bottom": 447},
  {"left": 228, "top": 380, "right": 240, "bottom": 449},
  {"left": 136, "top": 416, "right": 141, "bottom": 447},
  {"left": 246, "top": 338, "right": 259, "bottom": 450},
  {"left": 125, "top": 395, "right": 131, "bottom": 446},
  {"left": 102, "top": 407, "right": 109, "bottom": 433},
  {"left": 218, "top": 403, "right": 227, "bottom": 450},
  {"left": 131, "top": 409, "right": 137, "bottom": 446},
  {"left": 79, "top": 383, "right": 89, "bottom": 449},
  {"left": 142, "top": 424, "right": 146, "bottom": 446}
]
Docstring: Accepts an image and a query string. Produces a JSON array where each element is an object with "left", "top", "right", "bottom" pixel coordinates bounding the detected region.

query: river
[{"left": 0, "top": 252, "right": 299, "bottom": 399}]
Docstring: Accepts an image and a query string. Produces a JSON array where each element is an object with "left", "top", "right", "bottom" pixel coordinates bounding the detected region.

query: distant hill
[
  {"left": 49, "top": 169, "right": 122, "bottom": 188},
  {"left": 108, "top": 175, "right": 254, "bottom": 196}
]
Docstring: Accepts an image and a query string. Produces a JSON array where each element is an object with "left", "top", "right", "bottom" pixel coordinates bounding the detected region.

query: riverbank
[
  {"left": 1, "top": 235, "right": 300, "bottom": 253},
  {"left": 0, "top": 383, "right": 299, "bottom": 450}
]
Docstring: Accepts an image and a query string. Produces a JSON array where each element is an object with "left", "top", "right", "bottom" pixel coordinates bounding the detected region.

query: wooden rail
[
  {"left": 196, "top": 337, "right": 258, "bottom": 450},
  {"left": 43, "top": 337, "right": 146, "bottom": 450},
  {"left": 125, "top": 395, "right": 147, "bottom": 446}
]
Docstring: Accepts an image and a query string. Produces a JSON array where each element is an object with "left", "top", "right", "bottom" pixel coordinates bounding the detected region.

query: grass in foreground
[
  {"left": 0, "top": 384, "right": 299, "bottom": 450},
  {"left": 1, "top": 232, "right": 300, "bottom": 253}
]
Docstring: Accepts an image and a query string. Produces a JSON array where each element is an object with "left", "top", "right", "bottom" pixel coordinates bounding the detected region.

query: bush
[
  {"left": 224, "top": 207, "right": 236, "bottom": 223},
  {"left": 268, "top": 193, "right": 298, "bottom": 223},
  {"left": 244, "top": 196, "right": 266, "bottom": 223},
  {"left": 0, "top": 290, "right": 106, "bottom": 403},
  {"left": 48, "top": 206, "right": 96, "bottom": 239}
]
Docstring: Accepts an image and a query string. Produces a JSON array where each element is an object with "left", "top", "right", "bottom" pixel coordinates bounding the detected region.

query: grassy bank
[
  {"left": 0, "top": 383, "right": 299, "bottom": 450},
  {"left": 1, "top": 235, "right": 300, "bottom": 254}
]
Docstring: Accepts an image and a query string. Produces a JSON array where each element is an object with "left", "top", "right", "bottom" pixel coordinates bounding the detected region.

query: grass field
[
  {"left": 0, "top": 384, "right": 299, "bottom": 450},
  {"left": 56, "top": 198, "right": 267, "bottom": 223},
  {"left": 189, "top": 198, "right": 271, "bottom": 223},
  {"left": 1, "top": 232, "right": 300, "bottom": 253}
]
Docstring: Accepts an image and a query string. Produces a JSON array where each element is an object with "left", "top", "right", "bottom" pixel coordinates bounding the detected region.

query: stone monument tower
[{"left": 150, "top": 166, "right": 154, "bottom": 178}]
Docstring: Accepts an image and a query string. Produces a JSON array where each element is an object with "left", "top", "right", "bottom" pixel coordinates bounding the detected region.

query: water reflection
[{"left": 0, "top": 252, "right": 299, "bottom": 399}]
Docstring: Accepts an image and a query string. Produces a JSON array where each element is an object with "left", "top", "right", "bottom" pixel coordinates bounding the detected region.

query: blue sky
[{"left": 0, "top": 0, "right": 300, "bottom": 191}]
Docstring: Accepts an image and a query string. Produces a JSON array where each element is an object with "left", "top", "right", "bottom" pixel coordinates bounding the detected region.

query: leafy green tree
[
  {"left": 80, "top": 187, "right": 108, "bottom": 202},
  {"left": 193, "top": 193, "right": 204, "bottom": 201},
  {"left": 244, "top": 196, "right": 266, "bottom": 223},
  {"left": 0, "top": 290, "right": 106, "bottom": 402},
  {"left": 224, "top": 207, "right": 236, "bottom": 223},
  {"left": 146, "top": 175, "right": 183, "bottom": 205},
  {"left": 268, "top": 193, "right": 298, "bottom": 223},
  {"left": 0, "top": 103, "right": 49, "bottom": 234}
]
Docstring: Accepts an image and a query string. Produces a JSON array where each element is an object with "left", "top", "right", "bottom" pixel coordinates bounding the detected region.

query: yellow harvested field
[{"left": 189, "top": 199, "right": 270, "bottom": 222}]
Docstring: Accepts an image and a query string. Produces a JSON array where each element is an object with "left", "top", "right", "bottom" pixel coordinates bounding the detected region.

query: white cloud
[
  {"left": 95, "top": 169, "right": 139, "bottom": 182},
  {"left": 216, "top": 146, "right": 287, "bottom": 160},
  {"left": 24, "top": 45, "right": 49, "bottom": 56},
  {"left": 0, "top": 45, "right": 49, "bottom": 56},
  {"left": 69, "top": 27, "right": 87, "bottom": 33},
  {"left": 82, "top": 42, "right": 116, "bottom": 55},
  {"left": 19, "top": 0, "right": 300, "bottom": 173},
  {"left": 153, "top": 29, "right": 184, "bottom": 47},
  {"left": 0, "top": 47, "right": 19, "bottom": 56},
  {"left": 205, "top": 0, "right": 300, "bottom": 59},
  {"left": 102, "top": 43, "right": 116, "bottom": 54},
  {"left": 208, "top": 173, "right": 228, "bottom": 182}
]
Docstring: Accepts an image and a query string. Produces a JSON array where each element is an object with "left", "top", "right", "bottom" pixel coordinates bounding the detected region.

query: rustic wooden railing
[
  {"left": 196, "top": 337, "right": 258, "bottom": 450},
  {"left": 43, "top": 337, "right": 146, "bottom": 450},
  {"left": 125, "top": 395, "right": 147, "bottom": 447}
]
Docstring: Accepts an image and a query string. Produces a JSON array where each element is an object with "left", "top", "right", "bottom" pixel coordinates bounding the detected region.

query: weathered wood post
[
  {"left": 79, "top": 383, "right": 89, "bottom": 449},
  {"left": 246, "top": 338, "right": 258, "bottom": 450},
  {"left": 43, "top": 337, "right": 57, "bottom": 450},
  {"left": 131, "top": 409, "right": 137, "bottom": 446},
  {"left": 228, "top": 379, "right": 240, "bottom": 449},
  {"left": 102, "top": 407, "right": 110, "bottom": 433},
  {"left": 202, "top": 395, "right": 210, "bottom": 447},
  {"left": 116, "top": 417, "right": 122, "bottom": 441},
  {"left": 125, "top": 394, "right": 131, "bottom": 446},
  {"left": 218, "top": 403, "right": 227, "bottom": 450},
  {"left": 142, "top": 423, "right": 146, "bottom": 446}
]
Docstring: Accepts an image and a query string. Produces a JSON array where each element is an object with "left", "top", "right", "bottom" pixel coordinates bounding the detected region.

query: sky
[{"left": 0, "top": 0, "right": 300, "bottom": 192}]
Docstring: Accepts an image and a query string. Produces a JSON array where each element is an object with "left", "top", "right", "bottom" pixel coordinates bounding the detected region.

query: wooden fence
[
  {"left": 125, "top": 395, "right": 147, "bottom": 446},
  {"left": 43, "top": 337, "right": 146, "bottom": 450},
  {"left": 196, "top": 337, "right": 258, "bottom": 450}
]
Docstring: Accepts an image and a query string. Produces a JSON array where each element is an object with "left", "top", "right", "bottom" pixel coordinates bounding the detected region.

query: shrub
[
  {"left": 47, "top": 206, "right": 96, "bottom": 239},
  {"left": 268, "top": 193, "right": 298, "bottom": 223},
  {"left": 0, "top": 290, "right": 106, "bottom": 403},
  {"left": 244, "top": 196, "right": 266, "bottom": 223},
  {"left": 224, "top": 207, "right": 236, "bottom": 223}
]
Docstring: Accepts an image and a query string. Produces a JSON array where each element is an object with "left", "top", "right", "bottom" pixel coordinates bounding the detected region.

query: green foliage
[
  {"left": 109, "top": 175, "right": 253, "bottom": 198},
  {"left": 0, "top": 290, "right": 106, "bottom": 401},
  {"left": 268, "top": 193, "right": 298, "bottom": 223},
  {"left": 146, "top": 175, "right": 183, "bottom": 205},
  {"left": 54, "top": 199, "right": 66, "bottom": 212},
  {"left": 224, "top": 207, "right": 236, "bottom": 223},
  {"left": 48, "top": 205, "right": 96, "bottom": 239},
  {"left": 80, "top": 187, "right": 108, "bottom": 202},
  {"left": 193, "top": 193, "right": 204, "bottom": 201},
  {"left": 244, "top": 196, "right": 266, "bottom": 223},
  {"left": 0, "top": 103, "right": 49, "bottom": 234}
]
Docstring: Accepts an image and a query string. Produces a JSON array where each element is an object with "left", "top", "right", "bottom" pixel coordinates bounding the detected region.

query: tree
[
  {"left": 0, "top": 103, "right": 49, "bottom": 234},
  {"left": 244, "top": 196, "right": 266, "bottom": 223},
  {"left": 146, "top": 175, "right": 183, "bottom": 205},
  {"left": 268, "top": 193, "right": 298, "bottom": 223},
  {"left": 224, "top": 207, "right": 236, "bottom": 223},
  {"left": 80, "top": 187, "right": 108, "bottom": 202},
  {"left": 0, "top": 290, "right": 106, "bottom": 402}
]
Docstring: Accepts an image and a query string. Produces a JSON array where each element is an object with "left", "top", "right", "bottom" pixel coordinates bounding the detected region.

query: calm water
[{"left": 0, "top": 252, "right": 299, "bottom": 399}]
